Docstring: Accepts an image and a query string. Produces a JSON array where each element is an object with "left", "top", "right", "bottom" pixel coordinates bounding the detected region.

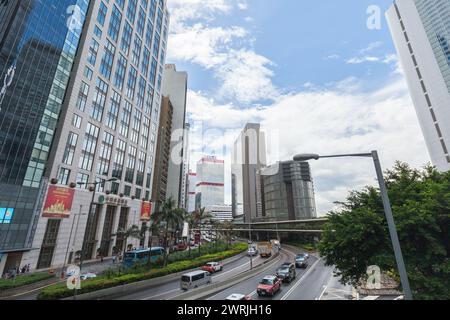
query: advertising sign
[
  {"left": 42, "top": 186, "right": 75, "bottom": 218},
  {"left": 140, "top": 201, "right": 152, "bottom": 221},
  {"left": 0, "top": 207, "right": 14, "bottom": 224}
]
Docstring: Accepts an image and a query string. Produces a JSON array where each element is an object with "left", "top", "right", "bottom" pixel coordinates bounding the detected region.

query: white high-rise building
[
  {"left": 387, "top": 0, "right": 450, "bottom": 171},
  {"left": 161, "top": 64, "right": 188, "bottom": 207},
  {"left": 196, "top": 156, "right": 225, "bottom": 209}
]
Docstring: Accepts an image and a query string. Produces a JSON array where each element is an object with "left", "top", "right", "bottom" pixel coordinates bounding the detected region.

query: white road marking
[
  {"left": 141, "top": 288, "right": 180, "bottom": 300},
  {"left": 316, "top": 285, "right": 327, "bottom": 300},
  {"left": 280, "top": 258, "right": 322, "bottom": 300}
]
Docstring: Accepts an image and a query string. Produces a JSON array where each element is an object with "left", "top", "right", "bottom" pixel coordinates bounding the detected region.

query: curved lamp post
[{"left": 293, "top": 150, "right": 413, "bottom": 300}]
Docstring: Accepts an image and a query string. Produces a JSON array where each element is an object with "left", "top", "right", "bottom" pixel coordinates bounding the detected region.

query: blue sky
[{"left": 166, "top": 0, "right": 430, "bottom": 214}]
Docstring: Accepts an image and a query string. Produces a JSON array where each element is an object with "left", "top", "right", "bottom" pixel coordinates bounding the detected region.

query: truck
[
  {"left": 270, "top": 240, "right": 281, "bottom": 250},
  {"left": 257, "top": 242, "right": 272, "bottom": 258}
]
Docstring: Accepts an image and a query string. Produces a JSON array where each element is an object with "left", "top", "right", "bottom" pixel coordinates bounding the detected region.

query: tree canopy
[{"left": 318, "top": 162, "right": 450, "bottom": 300}]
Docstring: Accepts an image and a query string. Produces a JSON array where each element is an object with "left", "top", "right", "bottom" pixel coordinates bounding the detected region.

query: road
[
  {"left": 112, "top": 253, "right": 265, "bottom": 300},
  {"left": 208, "top": 247, "right": 350, "bottom": 301}
]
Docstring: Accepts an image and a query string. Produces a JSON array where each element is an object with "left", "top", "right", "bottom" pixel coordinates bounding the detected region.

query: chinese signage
[
  {"left": 42, "top": 186, "right": 75, "bottom": 218},
  {"left": 99, "top": 195, "right": 129, "bottom": 207},
  {"left": 140, "top": 201, "right": 152, "bottom": 221}
]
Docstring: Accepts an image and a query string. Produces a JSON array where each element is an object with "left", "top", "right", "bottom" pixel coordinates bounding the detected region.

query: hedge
[
  {"left": 0, "top": 272, "right": 55, "bottom": 291},
  {"left": 38, "top": 243, "right": 247, "bottom": 300}
]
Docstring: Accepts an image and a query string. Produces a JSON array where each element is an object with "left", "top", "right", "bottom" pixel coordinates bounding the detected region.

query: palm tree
[
  {"left": 194, "top": 207, "right": 211, "bottom": 255},
  {"left": 222, "top": 220, "right": 234, "bottom": 248},
  {"left": 113, "top": 225, "right": 142, "bottom": 257},
  {"left": 151, "top": 198, "right": 184, "bottom": 266}
]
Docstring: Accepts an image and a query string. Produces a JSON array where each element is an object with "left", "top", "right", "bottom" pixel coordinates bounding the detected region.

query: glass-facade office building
[
  {"left": 0, "top": 0, "right": 90, "bottom": 274},
  {"left": 387, "top": 0, "right": 450, "bottom": 171},
  {"left": 19, "top": 0, "right": 170, "bottom": 272},
  {"left": 259, "top": 161, "right": 317, "bottom": 222}
]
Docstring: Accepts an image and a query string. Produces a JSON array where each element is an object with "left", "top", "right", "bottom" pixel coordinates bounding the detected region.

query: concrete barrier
[{"left": 63, "top": 251, "right": 248, "bottom": 300}]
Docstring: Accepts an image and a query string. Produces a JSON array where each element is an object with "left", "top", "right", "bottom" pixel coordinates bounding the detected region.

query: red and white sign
[
  {"left": 140, "top": 201, "right": 152, "bottom": 221},
  {"left": 42, "top": 186, "right": 75, "bottom": 218}
]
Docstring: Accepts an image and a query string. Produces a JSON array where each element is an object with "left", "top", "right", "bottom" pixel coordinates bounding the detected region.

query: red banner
[
  {"left": 140, "top": 201, "right": 152, "bottom": 221},
  {"left": 42, "top": 186, "right": 75, "bottom": 218}
]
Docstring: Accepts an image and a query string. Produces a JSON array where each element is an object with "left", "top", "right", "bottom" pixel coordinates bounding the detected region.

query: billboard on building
[
  {"left": 42, "top": 186, "right": 75, "bottom": 218},
  {"left": 141, "top": 201, "right": 152, "bottom": 221}
]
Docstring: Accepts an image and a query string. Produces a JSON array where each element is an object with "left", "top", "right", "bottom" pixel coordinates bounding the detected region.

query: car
[
  {"left": 176, "top": 242, "right": 187, "bottom": 251},
  {"left": 257, "top": 276, "right": 282, "bottom": 297},
  {"left": 225, "top": 293, "right": 252, "bottom": 301},
  {"left": 247, "top": 247, "right": 258, "bottom": 256},
  {"left": 201, "top": 262, "right": 223, "bottom": 273},
  {"left": 80, "top": 273, "right": 97, "bottom": 280},
  {"left": 276, "top": 262, "right": 296, "bottom": 283},
  {"left": 295, "top": 253, "right": 309, "bottom": 269}
]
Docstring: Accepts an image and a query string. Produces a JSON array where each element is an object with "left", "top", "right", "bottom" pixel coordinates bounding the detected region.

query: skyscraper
[
  {"left": 1, "top": 0, "right": 171, "bottom": 273},
  {"left": 387, "top": 0, "right": 450, "bottom": 171},
  {"left": 259, "top": 161, "right": 317, "bottom": 221},
  {"left": 0, "top": 0, "right": 90, "bottom": 276},
  {"left": 196, "top": 156, "right": 225, "bottom": 209},
  {"left": 231, "top": 123, "right": 267, "bottom": 222},
  {"left": 161, "top": 64, "right": 188, "bottom": 207},
  {"left": 187, "top": 171, "right": 197, "bottom": 213}
]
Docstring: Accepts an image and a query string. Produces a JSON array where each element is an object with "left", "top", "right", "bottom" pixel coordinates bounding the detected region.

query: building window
[
  {"left": 72, "top": 114, "right": 82, "bottom": 129},
  {"left": 132, "top": 37, "right": 142, "bottom": 66},
  {"left": 76, "top": 82, "right": 90, "bottom": 112},
  {"left": 126, "top": 66, "right": 137, "bottom": 100},
  {"left": 97, "top": 1, "right": 108, "bottom": 26},
  {"left": 111, "top": 182, "right": 120, "bottom": 195},
  {"left": 79, "top": 123, "right": 100, "bottom": 171},
  {"left": 62, "top": 132, "right": 79, "bottom": 165},
  {"left": 76, "top": 173, "right": 90, "bottom": 188},
  {"left": 94, "top": 25, "right": 103, "bottom": 38},
  {"left": 91, "top": 78, "right": 109, "bottom": 122},
  {"left": 58, "top": 168, "right": 71, "bottom": 185},
  {"left": 116, "top": 0, "right": 125, "bottom": 10},
  {"left": 125, "top": 145, "right": 137, "bottom": 183},
  {"left": 131, "top": 109, "right": 142, "bottom": 144},
  {"left": 121, "top": 22, "right": 133, "bottom": 55},
  {"left": 106, "top": 90, "right": 121, "bottom": 130},
  {"left": 37, "top": 220, "right": 61, "bottom": 269},
  {"left": 119, "top": 101, "right": 132, "bottom": 137},
  {"left": 153, "top": 32, "right": 160, "bottom": 58},
  {"left": 97, "top": 132, "right": 114, "bottom": 176},
  {"left": 84, "top": 66, "right": 93, "bottom": 80},
  {"left": 145, "top": 19, "right": 154, "bottom": 47},
  {"left": 141, "top": 47, "right": 150, "bottom": 77},
  {"left": 126, "top": 0, "right": 137, "bottom": 24},
  {"left": 149, "top": 58, "right": 157, "bottom": 86},
  {"left": 124, "top": 185, "right": 132, "bottom": 197},
  {"left": 100, "top": 40, "right": 116, "bottom": 80},
  {"left": 141, "top": 116, "right": 150, "bottom": 149},
  {"left": 113, "top": 139, "right": 126, "bottom": 180},
  {"left": 114, "top": 54, "right": 127, "bottom": 90},
  {"left": 108, "top": 5, "right": 122, "bottom": 43},
  {"left": 88, "top": 38, "right": 100, "bottom": 66},
  {"left": 135, "top": 188, "right": 142, "bottom": 199},
  {"left": 137, "top": 8, "right": 146, "bottom": 37}
]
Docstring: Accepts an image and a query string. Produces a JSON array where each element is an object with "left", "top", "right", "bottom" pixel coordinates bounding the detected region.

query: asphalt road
[
  {"left": 112, "top": 253, "right": 264, "bottom": 300},
  {"left": 208, "top": 247, "right": 320, "bottom": 301}
]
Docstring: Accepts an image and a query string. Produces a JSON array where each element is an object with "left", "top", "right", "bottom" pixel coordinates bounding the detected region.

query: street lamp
[
  {"left": 293, "top": 150, "right": 413, "bottom": 300},
  {"left": 78, "top": 177, "right": 118, "bottom": 271}
]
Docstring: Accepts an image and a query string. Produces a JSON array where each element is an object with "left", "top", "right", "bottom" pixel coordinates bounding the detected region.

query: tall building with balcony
[
  {"left": 0, "top": 0, "right": 90, "bottom": 276},
  {"left": 231, "top": 123, "right": 267, "bottom": 222},
  {"left": 196, "top": 156, "right": 225, "bottom": 209},
  {"left": 3, "top": 0, "right": 171, "bottom": 273},
  {"left": 259, "top": 161, "right": 317, "bottom": 222},
  {"left": 387, "top": 0, "right": 450, "bottom": 171}
]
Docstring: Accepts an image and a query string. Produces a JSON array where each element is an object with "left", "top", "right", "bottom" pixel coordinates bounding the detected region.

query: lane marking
[
  {"left": 141, "top": 288, "right": 180, "bottom": 300},
  {"left": 280, "top": 258, "right": 322, "bottom": 300},
  {"left": 316, "top": 286, "right": 327, "bottom": 300}
]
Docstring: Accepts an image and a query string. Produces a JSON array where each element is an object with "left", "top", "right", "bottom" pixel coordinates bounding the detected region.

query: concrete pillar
[{"left": 0, "top": 253, "right": 7, "bottom": 276}]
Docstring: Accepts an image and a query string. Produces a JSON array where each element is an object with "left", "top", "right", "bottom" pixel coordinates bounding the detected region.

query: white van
[{"left": 181, "top": 270, "right": 212, "bottom": 290}]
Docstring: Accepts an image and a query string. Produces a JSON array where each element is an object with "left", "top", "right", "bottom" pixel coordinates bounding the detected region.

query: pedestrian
[
  {"left": 100, "top": 254, "right": 104, "bottom": 263},
  {"left": 26, "top": 264, "right": 31, "bottom": 273},
  {"left": 112, "top": 254, "right": 117, "bottom": 264},
  {"left": 21, "top": 265, "right": 26, "bottom": 274}
]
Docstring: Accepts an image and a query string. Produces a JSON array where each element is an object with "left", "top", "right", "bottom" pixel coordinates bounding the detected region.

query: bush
[
  {"left": 0, "top": 272, "right": 55, "bottom": 291},
  {"left": 38, "top": 243, "right": 247, "bottom": 300}
]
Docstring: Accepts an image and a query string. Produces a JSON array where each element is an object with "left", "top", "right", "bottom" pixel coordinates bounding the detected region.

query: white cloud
[
  {"left": 359, "top": 41, "right": 383, "bottom": 54},
  {"left": 166, "top": 0, "right": 278, "bottom": 105},
  {"left": 187, "top": 76, "right": 430, "bottom": 213},
  {"left": 346, "top": 56, "right": 380, "bottom": 64}
]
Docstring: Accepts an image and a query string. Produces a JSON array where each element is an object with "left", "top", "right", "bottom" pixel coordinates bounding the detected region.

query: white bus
[{"left": 181, "top": 270, "right": 212, "bottom": 290}]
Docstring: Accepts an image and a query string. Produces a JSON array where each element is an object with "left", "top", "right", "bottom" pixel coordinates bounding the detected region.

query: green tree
[
  {"left": 113, "top": 225, "right": 142, "bottom": 257},
  {"left": 194, "top": 207, "right": 211, "bottom": 255},
  {"left": 318, "top": 162, "right": 450, "bottom": 300},
  {"left": 151, "top": 198, "right": 184, "bottom": 266}
]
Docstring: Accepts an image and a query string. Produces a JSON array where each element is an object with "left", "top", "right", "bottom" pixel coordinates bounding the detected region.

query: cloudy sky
[{"left": 165, "top": 0, "right": 431, "bottom": 215}]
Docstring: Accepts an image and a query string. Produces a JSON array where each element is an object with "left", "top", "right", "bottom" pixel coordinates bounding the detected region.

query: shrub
[
  {"left": 0, "top": 272, "right": 55, "bottom": 291},
  {"left": 38, "top": 243, "right": 247, "bottom": 300}
]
